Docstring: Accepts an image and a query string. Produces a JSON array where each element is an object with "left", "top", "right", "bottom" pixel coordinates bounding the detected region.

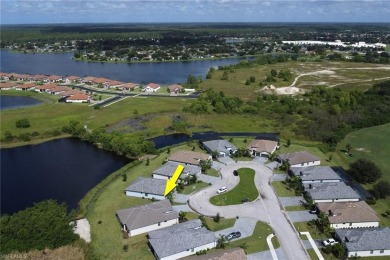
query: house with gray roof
[
  {"left": 148, "top": 219, "right": 217, "bottom": 260},
  {"left": 304, "top": 182, "right": 360, "bottom": 203},
  {"left": 117, "top": 200, "right": 178, "bottom": 237},
  {"left": 277, "top": 151, "right": 320, "bottom": 168},
  {"left": 153, "top": 161, "right": 201, "bottom": 181},
  {"left": 125, "top": 177, "right": 167, "bottom": 200},
  {"left": 202, "top": 139, "right": 238, "bottom": 157},
  {"left": 291, "top": 166, "right": 342, "bottom": 183},
  {"left": 316, "top": 201, "right": 379, "bottom": 229},
  {"left": 335, "top": 228, "right": 390, "bottom": 258}
]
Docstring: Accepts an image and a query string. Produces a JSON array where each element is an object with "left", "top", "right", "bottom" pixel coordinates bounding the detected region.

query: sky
[{"left": 1, "top": 0, "right": 390, "bottom": 25}]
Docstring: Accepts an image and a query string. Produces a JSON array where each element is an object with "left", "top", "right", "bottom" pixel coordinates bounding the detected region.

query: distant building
[{"left": 143, "top": 83, "right": 161, "bottom": 92}]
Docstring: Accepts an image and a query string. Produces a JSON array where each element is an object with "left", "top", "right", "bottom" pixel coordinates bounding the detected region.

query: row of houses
[
  {"left": 125, "top": 151, "right": 211, "bottom": 201},
  {"left": 117, "top": 200, "right": 218, "bottom": 260},
  {"left": 277, "top": 152, "right": 389, "bottom": 258},
  {"left": 0, "top": 72, "right": 185, "bottom": 93},
  {"left": 0, "top": 82, "right": 91, "bottom": 103}
]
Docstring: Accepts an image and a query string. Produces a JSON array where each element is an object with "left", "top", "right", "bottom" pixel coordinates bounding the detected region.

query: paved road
[{"left": 188, "top": 161, "right": 309, "bottom": 260}]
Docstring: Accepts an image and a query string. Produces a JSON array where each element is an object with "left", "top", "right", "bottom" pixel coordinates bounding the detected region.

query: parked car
[
  {"left": 217, "top": 187, "right": 227, "bottom": 194},
  {"left": 226, "top": 231, "right": 241, "bottom": 241},
  {"left": 322, "top": 238, "right": 338, "bottom": 246},
  {"left": 233, "top": 170, "right": 239, "bottom": 176}
]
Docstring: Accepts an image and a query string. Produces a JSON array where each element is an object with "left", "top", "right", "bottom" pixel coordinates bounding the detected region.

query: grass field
[
  {"left": 272, "top": 181, "right": 297, "bottom": 197},
  {"left": 203, "top": 217, "right": 236, "bottom": 231},
  {"left": 294, "top": 222, "right": 328, "bottom": 240},
  {"left": 209, "top": 168, "right": 258, "bottom": 206},
  {"left": 179, "top": 181, "right": 210, "bottom": 195},
  {"left": 84, "top": 144, "right": 207, "bottom": 260},
  {"left": 198, "top": 61, "right": 390, "bottom": 100},
  {"left": 284, "top": 205, "right": 307, "bottom": 211}
]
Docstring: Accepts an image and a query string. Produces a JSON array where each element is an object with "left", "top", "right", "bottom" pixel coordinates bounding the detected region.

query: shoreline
[{"left": 0, "top": 134, "right": 72, "bottom": 149}]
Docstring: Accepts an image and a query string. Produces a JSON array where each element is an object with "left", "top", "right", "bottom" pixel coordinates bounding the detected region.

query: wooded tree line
[
  {"left": 0, "top": 200, "right": 78, "bottom": 254},
  {"left": 62, "top": 121, "right": 156, "bottom": 158},
  {"left": 184, "top": 80, "right": 390, "bottom": 151}
]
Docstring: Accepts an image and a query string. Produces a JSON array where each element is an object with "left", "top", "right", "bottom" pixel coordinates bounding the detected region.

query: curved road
[{"left": 188, "top": 161, "right": 309, "bottom": 260}]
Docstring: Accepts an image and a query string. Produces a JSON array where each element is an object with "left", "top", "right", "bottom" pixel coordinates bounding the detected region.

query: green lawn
[
  {"left": 228, "top": 221, "right": 279, "bottom": 254},
  {"left": 179, "top": 181, "right": 210, "bottom": 195},
  {"left": 205, "top": 168, "right": 220, "bottom": 177},
  {"left": 272, "top": 181, "right": 297, "bottom": 197},
  {"left": 284, "top": 205, "right": 307, "bottom": 211},
  {"left": 82, "top": 145, "right": 207, "bottom": 260},
  {"left": 203, "top": 217, "right": 236, "bottom": 232},
  {"left": 336, "top": 123, "right": 390, "bottom": 182},
  {"left": 209, "top": 168, "right": 258, "bottom": 206},
  {"left": 294, "top": 222, "right": 328, "bottom": 240},
  {"left": 222, "top": 136, "right": 255, "bottom": 150}
]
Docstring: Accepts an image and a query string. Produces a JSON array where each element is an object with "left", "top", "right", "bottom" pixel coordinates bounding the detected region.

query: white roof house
[
  {"left": 148, "top": 219, "right": 217, "bottom": 260},
  {"left": 116, "top": 200, "right": 179, "bottom": 237}
]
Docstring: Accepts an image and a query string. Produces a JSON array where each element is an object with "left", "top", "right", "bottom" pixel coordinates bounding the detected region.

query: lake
[
  {"left": 0, "top": 50, "right": 252, "bottom": 84},
  {"left": 0, "top": 95, "right": 43, "bottom": 110},
  {"left": 0, "top": 138, "right": 129, "bottom": 215}
]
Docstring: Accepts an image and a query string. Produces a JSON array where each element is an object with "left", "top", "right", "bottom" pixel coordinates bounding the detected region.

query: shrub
[
  {"left": 15, "top": 118, "right": 30, "bottom": 128},
  {"left": 214, "top": 213, "right": 221, "bottom": 223}
]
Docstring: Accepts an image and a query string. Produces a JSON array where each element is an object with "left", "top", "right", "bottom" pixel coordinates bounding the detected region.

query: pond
[
  {"left": 0, "top": 138, "right": 130, "bottom": 215},
  {"left": 0, "top": 95, "right": 43, "bottom": 110}
]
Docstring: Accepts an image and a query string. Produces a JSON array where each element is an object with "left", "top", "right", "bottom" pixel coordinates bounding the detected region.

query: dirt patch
[
  {"left": 107, "top": 116, "right": 149, "bottom": 133},
  {"left": 275, "top": 87, "right": 304, "bottom": 95},
  {"left": 73, "top": 218, "right": 91, "bottom": 243}
]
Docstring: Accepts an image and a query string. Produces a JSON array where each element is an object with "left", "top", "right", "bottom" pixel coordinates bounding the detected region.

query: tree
[
  {"left": 216, "top": 234, "right": 229, "bottom": 249},
  {"left": 221, "top": 71, "right": 229, "bottom": 80},
  {"left": 179, "top": 211, "right": 187, "bottom": 222},
  {"left": 271, "top": 69, "right": 277, "bottom": 77},
  {"left": 0, "top": 200, "right": 78, "bottom": 254},
  {"left": 287, "top": 139, "right": 291, "bottom": 147},
  {"left": 214, "top": 212, "right": 221, "bottom": 223},
  {"left": 372, "top": 180, "right": 390, "bottom": 199},
  {"left": 199, "top": 160, "right": 212, "bottom": 172},
  {"left": 122, "top": 173, "right": 127, "bottom": 182},
  {"left": 15, "top": 118, "right": 30, "bottom": 128},
  {"left": 345, "top": 143, "right": 352, "bottom": 155},
  {"left": 348, "top": 159, "right": 382, "bottom": 184}
]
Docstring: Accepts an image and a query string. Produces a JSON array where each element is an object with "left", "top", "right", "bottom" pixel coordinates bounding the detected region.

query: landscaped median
[{"left": 209, "top": 168, "right": 258, "bottom": 206}]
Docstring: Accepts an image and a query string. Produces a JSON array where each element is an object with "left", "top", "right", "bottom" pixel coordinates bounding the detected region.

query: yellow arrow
[{"left": 164, "top": 164, "right": 184, "bottom": 196}]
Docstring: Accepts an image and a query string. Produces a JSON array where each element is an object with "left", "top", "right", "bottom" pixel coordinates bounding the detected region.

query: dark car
[
  {"left": 225, "top": 231, "right": 241, "bottom": 241},
  {"left": 233, "top": 170, "right": 239, "bottom": 176}
]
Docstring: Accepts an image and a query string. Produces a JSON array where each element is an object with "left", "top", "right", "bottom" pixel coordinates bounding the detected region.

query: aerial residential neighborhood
[{"left": 1, "top": 6, "right": 390, "bottom": 260}]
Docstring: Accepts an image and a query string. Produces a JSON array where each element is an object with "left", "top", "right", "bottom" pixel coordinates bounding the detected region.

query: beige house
[
  {"left": 247, "top": 139, "right": 279, "bottom": 157},
  {"left": 317, "top": 201, "right": 379, "bottom": 229},
  {"left": 168, "top": 151, "right": 212, "bottom": 166}
]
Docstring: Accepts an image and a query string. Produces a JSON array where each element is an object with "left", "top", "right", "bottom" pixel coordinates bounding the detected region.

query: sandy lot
[{"left": 73, "top": 218, "right": 91, "bottom": 243}]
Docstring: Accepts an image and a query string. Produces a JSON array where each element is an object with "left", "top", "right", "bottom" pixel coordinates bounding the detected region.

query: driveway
[
  {"left": 287, "top": 211, "right": 317, "bottom": 223},
  {"left": 252, "top": 156, "right": 268, "bottom": 164},
  {"left": 272, "top": 173, "right": 287, "bottom": 182},
  {"left": 188, "top": 161, "right": 309, "bottom": 260},
  {"left": 214, "top": 217, "right": 257, "bottom": 240},
  {"left": 218, "top": 156, "right": 235, "bottom": 165},
  {"left": 198, "top": 174, "right": 220, "bottom": 185},
  {"left": 211, "top": 161, "right": 224, "bottom": 170},
  {"left": 279, "top": 196, "right": 305, "bottom": 207},
  {"left": 173, "top": 193, "right": 189, "bottom": 203},
  {"left": 247, "top": 248, "right": 287, "bottom": 260}
]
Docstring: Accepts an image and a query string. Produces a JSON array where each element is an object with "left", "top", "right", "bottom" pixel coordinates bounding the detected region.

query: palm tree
[
  {"left": 216, "top": 234, "right": 229, "bottom": 249},
  {"left": 345, "top": 143, "right": 352, "bottom": 155}
]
